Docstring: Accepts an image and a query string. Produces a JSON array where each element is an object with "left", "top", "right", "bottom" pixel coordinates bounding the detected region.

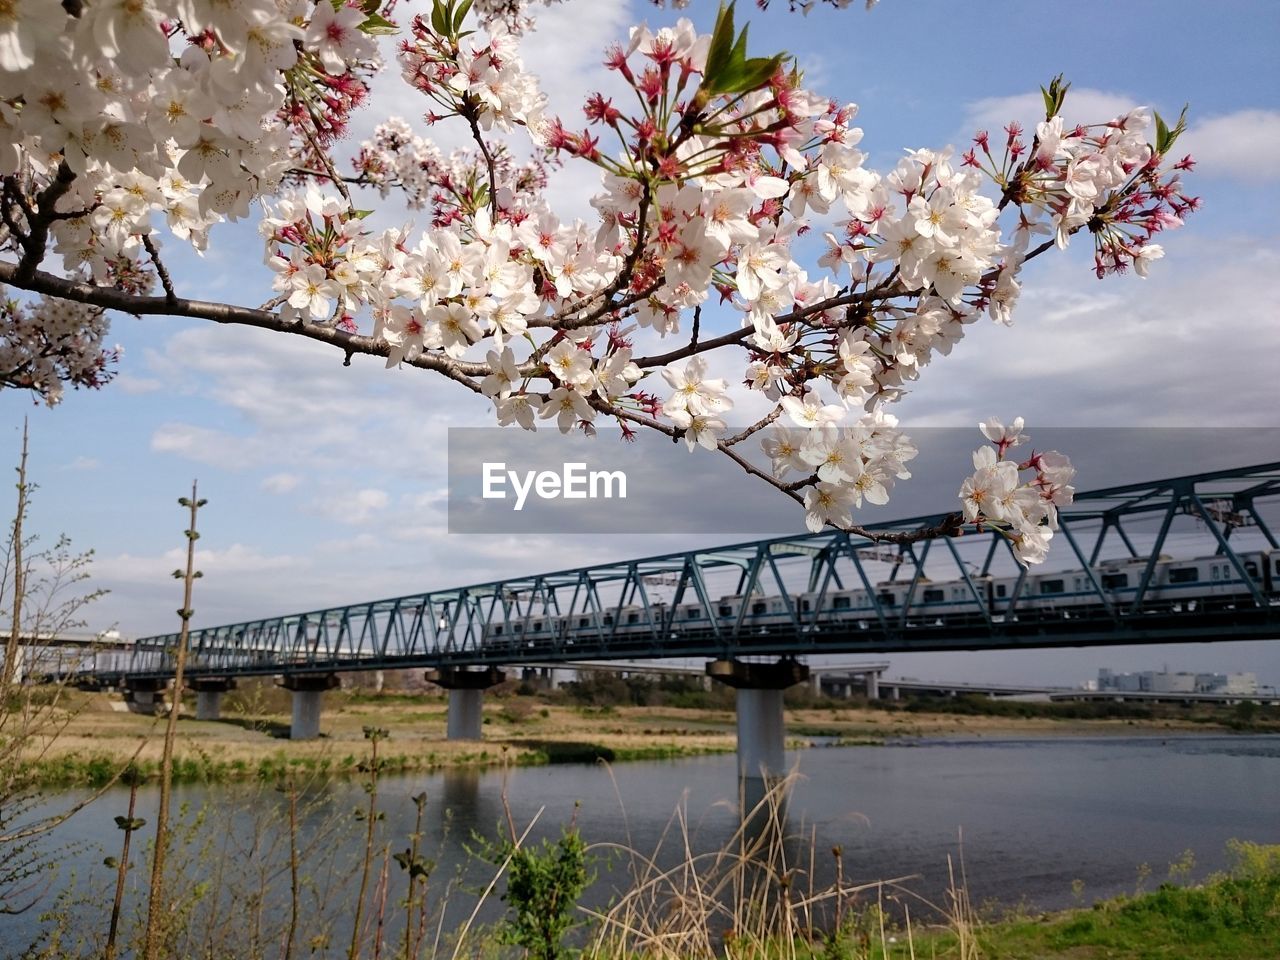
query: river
[{"left": 7, "top": 733, "right": 1279, "bottom": 954}]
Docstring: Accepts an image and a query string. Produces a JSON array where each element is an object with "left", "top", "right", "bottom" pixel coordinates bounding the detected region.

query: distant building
[{"left": 1097, "top": 668, "right": 1257, "bottom": 696}]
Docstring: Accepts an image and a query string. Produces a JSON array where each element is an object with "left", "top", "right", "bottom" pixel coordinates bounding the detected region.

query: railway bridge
[{"left": 75, "top": 461, "right": 1280, "bottom": 782}]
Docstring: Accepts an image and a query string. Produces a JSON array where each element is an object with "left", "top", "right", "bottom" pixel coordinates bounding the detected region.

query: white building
[{"left": 1097, "top": 668, "right": 1258, "bottom": 696}]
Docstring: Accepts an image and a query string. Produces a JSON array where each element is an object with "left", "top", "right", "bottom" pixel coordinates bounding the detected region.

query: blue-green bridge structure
[{"left": 82, "top": 461, "right": 1280, "bottom": 777}]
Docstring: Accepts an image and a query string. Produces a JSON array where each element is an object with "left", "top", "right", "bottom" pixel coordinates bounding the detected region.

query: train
[
  {"left": 67, "top": 548, "right": 1277, "bottom": 679},
  {"left": 481, "top": 548, "right": 1279, "bottom": 647}
]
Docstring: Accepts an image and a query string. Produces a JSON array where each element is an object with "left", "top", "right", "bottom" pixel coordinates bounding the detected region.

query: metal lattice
[{"left": 87, "top": 462, "right": 1280, "bottom": 683}]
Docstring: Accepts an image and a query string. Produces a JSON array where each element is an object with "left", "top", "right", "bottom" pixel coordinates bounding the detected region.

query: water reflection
[{"left": 439, "top": 767, "right": 481, "bottom": 815}]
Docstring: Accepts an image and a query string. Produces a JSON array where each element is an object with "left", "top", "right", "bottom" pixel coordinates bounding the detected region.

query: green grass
[{"left": 860, "top": 842, "right": 1280, "bottom": 960}]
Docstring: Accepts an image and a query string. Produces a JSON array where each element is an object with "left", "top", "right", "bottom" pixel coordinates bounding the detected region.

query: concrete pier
[
  {"left": 707, "top": 658, "right": 809, "bottom": 784},
  {"left": 190, "top": 677, "right": 236, "bottom": 720},
  {"left": 122, "top": 678, "right": 167, "bottom": 716},
  {"left": 865, "top": 671, "right": 879, "bottom": 700},
  {"left": 279, "top": 673, "right": 339, "bottom": 740},
  {"left": 424, "top": 666, "right": 506, "bottom": 740}
]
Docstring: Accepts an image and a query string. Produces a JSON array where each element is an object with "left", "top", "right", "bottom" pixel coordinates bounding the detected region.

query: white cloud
[
  {"left": 894, "top": 235, "right": 1280, "bottom": 428},
  {"left": 143, "top": 324, "right": 490, "bottom": 476},
  {"left": 1179, "top": 109, "right": 1280, "bottom": 182},
  {"left": 261, "top": 472, "right": 301, "bottom": 494},
  {"left": 113, "top": 373, "right": 163, "bottom": 395},
  {"left": 312, "top": 487, "right": 390, "bottom": 524},
  {"left": 102, "top": 543, "right": 299, "bottom": 586},
  {"left": 62, "top": 455, "right": 99, "bottom": 471}
]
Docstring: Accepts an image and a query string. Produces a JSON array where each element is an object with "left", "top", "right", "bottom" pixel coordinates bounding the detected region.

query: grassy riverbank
[
  {"left": 18, "top": 683, "right": 1277, "bottom": 787},
  {"left": 825, "top": 841, "right": 1280, "bottom": 959}
]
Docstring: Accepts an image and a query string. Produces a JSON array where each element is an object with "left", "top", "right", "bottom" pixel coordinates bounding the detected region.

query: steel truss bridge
[{"left": 89, "top": 461, "right": 1280, "bottom": 684}]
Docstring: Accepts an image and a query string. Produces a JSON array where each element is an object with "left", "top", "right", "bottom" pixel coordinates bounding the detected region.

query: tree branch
[
  {"left": 465, "top": 112, "right": 500, "bottom": 221},
  {"left": 0, "top": 261, "right": 488, "bottom": 390},
  {"left": 600, "top": 400, "right": 966, "bottom": 545},
  {"left": 14, "top": 163, "right": 77, "bottom": 285},
  {"left": 142, "top": 235, "right": 177, "bottom": 304}
]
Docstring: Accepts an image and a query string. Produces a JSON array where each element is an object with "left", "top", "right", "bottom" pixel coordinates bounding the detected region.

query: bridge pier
[
  {"left": 123, "top": 678, "right": 167, "bottom": 716},
  {"left": 865, "top": 672, "right": 880, "bottom": 700},
  {"left": 425, "top": 667, "right": 506, "bottom": 740},
  {"left": 279, "top": 673, "right": 339, "bottom": 740},
  {"left": 190, "top": 677, "right": 236, "bottom": 720},
  {"left": 707, "top": 658, "right": 809, "bottom": 784}
]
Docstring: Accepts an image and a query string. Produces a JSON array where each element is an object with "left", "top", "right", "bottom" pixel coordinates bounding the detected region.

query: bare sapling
[{"left": 141, "top": 482, "right": 206, "bottom": 960}]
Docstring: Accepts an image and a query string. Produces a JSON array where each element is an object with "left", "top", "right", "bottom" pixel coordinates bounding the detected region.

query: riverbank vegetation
[{"left": 14, "top": 677, "right": 1277, "bottom": 788}]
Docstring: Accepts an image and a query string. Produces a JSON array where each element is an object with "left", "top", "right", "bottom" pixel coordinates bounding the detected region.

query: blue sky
[{"left": 4, "top": 0, "right": 1279, "bottom": 686}]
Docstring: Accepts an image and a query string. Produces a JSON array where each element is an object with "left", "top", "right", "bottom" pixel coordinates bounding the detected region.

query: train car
[{"left": 481, "top": 548, "right": 1277, "bottom": 649}]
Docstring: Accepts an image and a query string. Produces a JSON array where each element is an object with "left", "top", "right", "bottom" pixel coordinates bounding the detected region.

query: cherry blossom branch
[
  {"left": 538, "top": 184, "right": 654, "bottom": 329},
  {"left": 298, "top": 123, "right": 355, "bottom": 209},
  {"left": 602, "top": 400, "right": 959, "bottom": 544},
  {"left": 141, "top": 236, "right": 177, "bottom": 304},
  {"left": 13, "top": 163, "right": 77, "bottom": 285},
  {"left": 722, "top": 405, "right": 782, "bottom": 447},
  {"left": 464, "top": 112, "right": 501, "bottom": 220},
  {"left": 632, "top": 280, "right": 904, "bottom": 368},
  {"left": 0, "top": 261, "right": 488, "bottom": 389}
]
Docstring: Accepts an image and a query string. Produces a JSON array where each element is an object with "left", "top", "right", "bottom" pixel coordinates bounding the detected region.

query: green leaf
[
  {"left": 1039, "top": 74, "right": 1070, "bottom": 119},
  {"left": 360, "top": 12, "right": 398, "bottom": 36},
  {"left": 1154, "top": 111, "right": 1169, "bottom": 151},
  {"left": 1153, "top": 104, "right": 1188, "bottom": 155},
  {"left": 703, "top": 2, "right": 737, "bottom": 89},
  {"left": 714, "top": 55, "right": 783, "bottom": 96},
  {"left": 452, "top": 0, "right": 473, "bottom": 32},
  {"left": 430, "top": 0, "right": 450, "bottom": 37},
  {"left": 361, "top": 0, "right": 380, "bottom": 13}
]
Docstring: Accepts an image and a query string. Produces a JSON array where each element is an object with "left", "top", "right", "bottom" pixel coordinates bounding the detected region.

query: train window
[
  {"left": 833, "top": 596, "right": 851, "bottom": 610},
  {"left": 719, "top": 605, "right": 732, "bottom": 617},
  {"left": 686, "top": 608, "right": 699, "bottom": 619},
  {"left": 1102, "top": 573, "right": 1128, "bottom": 589},
  {"left": 603, "top": 614, "right": 614, "bottom": 625},
  {"left": 996, "top": 584, "right": 1008, "bottom": 598},
  {"left": 493, "top": 625, "right": 504, "bottom": 636},
  {"left": 878, "top": 591, "right": 897, "bottom": 607},
  {"left": 1039, "top": 579, "right": 1065, "bottom": 595},
  {"left": 801, "top": 599, "right": 812, "bottom": 612},
  {"left": 627, "top": 612, "right": 640, "bottom": 624},
  {"left": 1245, "top": 561, "right": 1259, "bottom": 577},
  {"left": 922, "top": 588, "right": 945, "bottom": 603},
  {"left": 578, "top": 617, "right": 590, "bottom": 628},
  {"left": 1275, "top": 559, "right": 1280, "bottom": 576},
  {"left": 752, "top": 601, "right": 767, "bottom": 616},
  {"left": 532, "top": 621, "right": 542, "bottom": 631},
  {"left": 1168, "top": 568, "right": 1198, "bottom": 584},
  {"left": 1212, "top": 567, "right": 1220, "bottom": 580},
  {"left": 513, "top": 624, "right": 522, "bottom": 633}
]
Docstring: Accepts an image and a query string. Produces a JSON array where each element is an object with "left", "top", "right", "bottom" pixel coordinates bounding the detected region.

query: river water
[{"left": 8, "top": 733, "right": 1280, "bottom": 952}]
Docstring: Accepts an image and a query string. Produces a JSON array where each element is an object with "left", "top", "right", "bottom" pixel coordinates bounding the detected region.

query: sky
[{"left": 3, "top": 0, "right": 1280, "bottom": 688}]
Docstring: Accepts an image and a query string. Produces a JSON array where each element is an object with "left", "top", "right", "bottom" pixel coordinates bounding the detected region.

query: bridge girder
[{"left": 83, "top": 461, "right": 1280, "bottom": 684}]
